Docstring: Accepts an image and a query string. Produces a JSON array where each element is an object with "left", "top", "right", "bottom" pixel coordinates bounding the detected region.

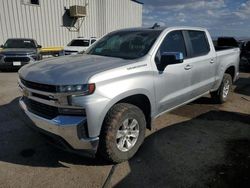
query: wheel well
[
  {"left": 118, "top": 94, "right": 152, "bottom": 130},
  {"left": 225, "top": 66, "right": 235, "bottom": 81}
]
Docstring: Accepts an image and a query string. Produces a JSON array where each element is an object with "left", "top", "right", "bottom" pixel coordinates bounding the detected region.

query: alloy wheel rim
[
  {"left": 116, "top": 118, "right": 139, "bottom": 152},
  {"left": 223, "top": 80, "right": 230, "bottom": 98}
]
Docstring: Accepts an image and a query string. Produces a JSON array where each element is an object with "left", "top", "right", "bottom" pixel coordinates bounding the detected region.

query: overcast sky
[{"left": 140, "top": 0, "right": 250, "bottom": 38}]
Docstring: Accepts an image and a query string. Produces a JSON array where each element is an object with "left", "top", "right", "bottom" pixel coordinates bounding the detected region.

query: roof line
[{"left": 131, "top": 0, "right": 144, "bottom": 5}]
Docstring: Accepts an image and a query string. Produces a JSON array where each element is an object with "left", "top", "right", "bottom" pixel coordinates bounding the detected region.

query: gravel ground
[{"left": 0, "top": 67, "right": 249, "bottom": 188}]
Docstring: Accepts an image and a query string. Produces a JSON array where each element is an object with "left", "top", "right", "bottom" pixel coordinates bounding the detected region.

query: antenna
[{"left": 151, "top": 23, "right": 160, "bottom": 29}]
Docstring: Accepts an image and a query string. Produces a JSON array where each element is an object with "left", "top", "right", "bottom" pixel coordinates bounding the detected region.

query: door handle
[
  {"left": 184, "top": 64, "right": 192, "bottom": 70},
  {"left": 210, "top": 59, "right": 215, "bottom": 64}
]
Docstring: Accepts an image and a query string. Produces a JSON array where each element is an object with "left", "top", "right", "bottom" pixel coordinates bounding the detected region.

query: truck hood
[
  {"left": 19, "top": 54, "right": 134, "bottom": 85},
  {"left": 0, "top": 48, "right": 37, "bottom": 55}
]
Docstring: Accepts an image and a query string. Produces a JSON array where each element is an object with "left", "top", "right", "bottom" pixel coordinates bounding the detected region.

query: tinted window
[
  {"left": 188, "top": 31, "right": 210, "bottom": 57},
  {"left": 155, "top": 31, "right": 187, "bottom": 64},
  {"left": 159, "top": 31, "right": 187, "bottom": 56},
  {"left": 87, "top": 30, "right": 162, "bottom": 59},
  {"left": 68, "top": 40, "right": 90, "bottom": 47}
]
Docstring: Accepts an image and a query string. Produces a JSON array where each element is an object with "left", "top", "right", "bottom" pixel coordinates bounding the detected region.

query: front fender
[{"left": 92, "top": 89, "right": 155, "bottom": 137}]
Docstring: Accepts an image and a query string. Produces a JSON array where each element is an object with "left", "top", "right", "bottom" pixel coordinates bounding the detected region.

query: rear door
[{"left": 184, "top": 30, "right": 217, "bottom": 98}]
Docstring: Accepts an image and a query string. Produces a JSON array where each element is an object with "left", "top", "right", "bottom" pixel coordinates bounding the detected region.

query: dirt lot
[{"left": 0, "top": 68, "right": 249, "bottom": 188}]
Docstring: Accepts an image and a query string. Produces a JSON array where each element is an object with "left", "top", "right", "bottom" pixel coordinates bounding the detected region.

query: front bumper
[
  {"left": 19, "top": 97, "right": 99, "bottom": 154},
  {"left": 0, "top": 55, "right": 36, "bottom": 69},
  {"left": 0, "top": 61, "right": 29, "bottom": 69},
  {"left": 64, "top": 50, "right": 79, "bottom": 55}
]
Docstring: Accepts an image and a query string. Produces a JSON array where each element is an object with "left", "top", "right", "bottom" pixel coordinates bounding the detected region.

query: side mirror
[
  {"left": 37, "top": 45, "right": 42, "bottom": 48},
  {"left": 0, "top": 45, "right": 4, "bottom": 48},
  {"left": 159, "top": 52, "right": 184, "bottom": 71}
]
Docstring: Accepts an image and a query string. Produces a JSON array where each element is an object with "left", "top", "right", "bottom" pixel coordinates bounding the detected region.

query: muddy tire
[
  {"left": 98, "top": 103, "right": 146, "bottom": 163},
  {"left": 211, "top": 73, "right": 232, "bottom": 104}
]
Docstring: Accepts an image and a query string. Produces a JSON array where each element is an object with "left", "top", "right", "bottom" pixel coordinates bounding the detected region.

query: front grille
[
  {"left": 4, "top": 57, "right": 30, "bottom": 63},
  {"left": 21, "top": 78, "right": 57, "bottom": 93},
  {"left": 23, "top": 97, "right": 85, "bottom": 120},
  {"left": 23, "top": 97, "right": 59, "bottom": 119}
]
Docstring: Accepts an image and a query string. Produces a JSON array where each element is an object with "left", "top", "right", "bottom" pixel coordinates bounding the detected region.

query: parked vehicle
[
  {"left": 241, "top": 41, "right": 250, "bottom": 65},
  {"left": 18, "top": 26, "right": 240, "bottom": 163},
  {"left": 0, "top": 38, "right": 42, "bottom": 70},
  {"left": 216, "top": 37, "right": 239, "bottom": 48},
  {"left": 64, "top": 37, "right": 97, "bottom": 55}
]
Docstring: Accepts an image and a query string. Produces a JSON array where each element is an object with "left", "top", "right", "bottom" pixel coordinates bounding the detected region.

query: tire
[
  {"left": 98, "top": 103, "right": 146, "bottom": 163},
  {"left": 211, "top": 73, "right": 232, "bottom": 104}
]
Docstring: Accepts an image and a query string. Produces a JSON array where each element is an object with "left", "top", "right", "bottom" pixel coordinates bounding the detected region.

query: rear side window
[
  {"left": 158, "top": 30, "right": 187, "bottom": 57},
  {"left": 188, "top": 31, "right": 210, "bottom": 57}
]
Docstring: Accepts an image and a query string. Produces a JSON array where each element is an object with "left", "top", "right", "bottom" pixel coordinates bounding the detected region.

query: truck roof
[
  {"left": 116, "top": 26, "right": 208, "bottom": 33},
  {"left": 6, "top": 38, "right": 36, "bottom": 41}
]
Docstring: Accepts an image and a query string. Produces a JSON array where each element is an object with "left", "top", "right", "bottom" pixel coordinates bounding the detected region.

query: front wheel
[
  {"left": 211, "top": 73, "right": 232, "bottom": 104},
  {"left": 98, "top": 103, "right": 146, "bottom": 163}
]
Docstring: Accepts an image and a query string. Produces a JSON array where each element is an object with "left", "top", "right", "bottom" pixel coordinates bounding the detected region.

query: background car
[
  {"left": 0, "top": 38, "right": 42, "bottom": 71},
  {"left": 63, "top": 37, "right": 97, "bottom": 55},
  {"left": 241, "top": 41, "right": 250, "bottom": 66}
]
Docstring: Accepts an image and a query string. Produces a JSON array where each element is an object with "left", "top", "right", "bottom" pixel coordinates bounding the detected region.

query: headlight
[{"left": 57, "top": 83, "right": 95, "bottom": 95}]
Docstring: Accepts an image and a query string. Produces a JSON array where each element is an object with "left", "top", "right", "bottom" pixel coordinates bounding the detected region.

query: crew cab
[
  {"left": 0, "top": 38, "right": 42, "bottom": 70},
  {"left": 18, "top": 27, "right": 240, "bottom": 163},
  {"left": 63, "top": 37, "right": 97, "bottom": 55}
]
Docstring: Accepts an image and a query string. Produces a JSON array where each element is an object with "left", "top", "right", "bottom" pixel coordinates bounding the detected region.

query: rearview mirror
[{"left": 159, "top": 52, "right": 184, "bottom": 71}]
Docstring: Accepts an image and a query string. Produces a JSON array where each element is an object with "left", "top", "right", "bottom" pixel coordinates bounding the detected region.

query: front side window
[
  {"left": 86, "top": 30, "right": 162, "bottom": 59},
  {"left": 155, "top": 30, "right": 187, "bottom": 64},
  {"left": 68, "top": 40, "right": 90, "bottom": 47},
  {"left": 188, "top": 31, "right": 210, "bottom": 57}
]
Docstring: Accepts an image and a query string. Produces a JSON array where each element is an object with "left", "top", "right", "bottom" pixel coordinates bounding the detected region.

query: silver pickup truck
[{"left": 18, "top": 26, "right": 240, "bottom": 163}]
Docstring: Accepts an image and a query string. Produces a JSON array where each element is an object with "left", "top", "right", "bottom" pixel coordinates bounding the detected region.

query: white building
[{"left": 0, "top": 0, "right": 143, "bottom": 47}]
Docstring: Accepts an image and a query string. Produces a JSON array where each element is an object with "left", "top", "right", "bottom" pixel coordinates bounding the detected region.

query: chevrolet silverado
[{"left": 18, "top": 26, "right": 240, "bottom": 163}]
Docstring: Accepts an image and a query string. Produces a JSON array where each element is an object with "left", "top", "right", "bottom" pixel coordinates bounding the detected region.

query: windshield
[
  {"left": 68, "top": 39, "right": 90, "bottom": 47},
  {"left": 4, "top": 39, "right": 36, "bottom": 48},
  {"left": 86, "top": 30, "right": 162, "bottom": 59}
]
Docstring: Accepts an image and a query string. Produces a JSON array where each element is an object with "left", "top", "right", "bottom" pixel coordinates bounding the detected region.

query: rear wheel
[
  {"left": 98, "top": 103, "right": 146, "bottom": 163},
  {"left": 211, "top": 73, "right": 232, "bottom": 104}
]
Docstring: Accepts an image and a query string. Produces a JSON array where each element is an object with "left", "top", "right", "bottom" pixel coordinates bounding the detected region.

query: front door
[{"left": 153, "top": 30, "right": 194, "bottom": 114}]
